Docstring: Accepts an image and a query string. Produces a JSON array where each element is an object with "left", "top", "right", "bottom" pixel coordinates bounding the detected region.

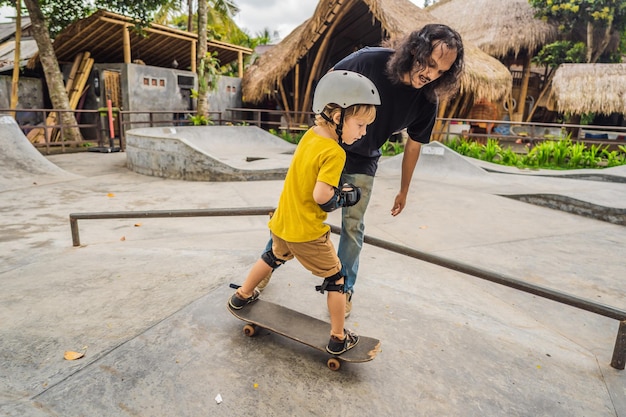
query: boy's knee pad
[
  {"left": 315, "top": 272, "right": 344, "bottom": 294},
  {"left": 261, "top": 249, "right": 286, "bottom": 269}
]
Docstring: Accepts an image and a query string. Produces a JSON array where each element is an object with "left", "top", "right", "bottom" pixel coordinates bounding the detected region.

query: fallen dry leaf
[
  {"left": 64, "top": 351, "right": 85, "bottom": 361},
  {"left": 120, "top": 236, "right": 126, "bottom": 241}
]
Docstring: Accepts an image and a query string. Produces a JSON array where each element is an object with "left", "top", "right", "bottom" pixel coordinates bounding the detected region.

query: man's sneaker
[
  {"left": 228, "top": 289, "right": 260, "bottom": 310},
  {"left": 345, "top": 292, "right": 353, "bottom": 318},
  {"left": 256, "top": 270, "right": 273, "bottom": 292},
  {"left": 326, "top": 329, "right": 359, "bottom": 355}
]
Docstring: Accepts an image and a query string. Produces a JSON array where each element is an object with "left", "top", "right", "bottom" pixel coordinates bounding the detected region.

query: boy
[{"left": 229, "top": 70, "right": 380, "bottom": 355}]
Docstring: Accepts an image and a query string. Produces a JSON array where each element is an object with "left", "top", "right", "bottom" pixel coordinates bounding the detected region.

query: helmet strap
[
  {"left": 335, "top": 109, "right": 346, "bottom": 144},
  {"left": 320, "top": 112, "right": 334, "bottom": 125},
  {"left": 320, "top": 109, "right": 345, "bottom": 143}
]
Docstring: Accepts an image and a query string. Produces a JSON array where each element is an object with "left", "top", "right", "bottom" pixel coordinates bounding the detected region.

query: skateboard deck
[{"left": 227, "top": 296, "right": 381, "bottom": 370}]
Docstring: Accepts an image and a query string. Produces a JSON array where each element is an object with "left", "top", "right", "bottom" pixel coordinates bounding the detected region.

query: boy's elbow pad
[{"left": 318, "top": 187, "right": 341, "bottom": 212}]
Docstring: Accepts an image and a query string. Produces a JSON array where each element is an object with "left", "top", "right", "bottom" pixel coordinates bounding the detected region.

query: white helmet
[{"left": 312, "top": 70, "right": 380, "bottom": 114}]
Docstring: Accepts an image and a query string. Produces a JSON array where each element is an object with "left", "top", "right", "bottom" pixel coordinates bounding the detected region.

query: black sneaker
[
  {"left": 228, "top": 289, "right": 260, "bottom": 310},
  {"left": 326, "top": 329, "right": 359, "bottom": 355}
]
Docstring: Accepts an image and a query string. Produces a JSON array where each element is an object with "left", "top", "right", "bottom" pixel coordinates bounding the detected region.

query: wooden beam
[
  {"left": 432, "top": 99, "right": 448, "bottom": 142},
  {"left": 123, "top": 25, "right": 131, "bottom": 63},
  {"left": 191, "top": 40, "right": 196, "bottom": 72},
  {"left": 513, "top": 55, "right": 531, "bottom": 122},
  {"left": 145, "top": 27, "right": 196, "bottom": 42},
  {"left": 301, "top": 0, "right": 353, "bottom": 121},
  {"left": 53, "top": 21, "right": 112, "bottom": 62},
  {"left": 64, "top": 53, "right": 84, "bottom": 96},
  {"left": 10, "top": 7, "right": 21, "bottom": 115},
  {"left": 99, "top": 16, "right": 193, "bottom": 42},
  {"left": 208, "top": 39, "right": 252, "bottom": 54},
  {"left": 294, "top": 63, "right": 300, "bottom": 114},
  {"left": 68, "top": 53, "right": 93, "bottom": 110},
  {"left": 279, "top": 81, "right": 291, "bottom": 116},
  {"left": 446, "top": 94, "right": 462, "bottom": 120},
  {"left": 238, "top": 51, "right": 243, "bottom": 78}
]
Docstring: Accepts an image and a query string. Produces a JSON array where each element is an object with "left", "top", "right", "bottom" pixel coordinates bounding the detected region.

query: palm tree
[
  {"left": 153, "top": 0, "right": 194, "bottom": 31},
  {"left": 196, "top": 0, "right": 209, "bottom": 118},
  {"left": 197, "top": 0, "right": 242, "bottom": 115},
  {"left": 154, "top": 0, "right": 239, "bottom": 32}
]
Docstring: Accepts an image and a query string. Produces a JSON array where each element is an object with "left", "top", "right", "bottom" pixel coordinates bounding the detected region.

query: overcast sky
[
  {"left": 234, "top": 0, "right": 426, "bottom": 41},
  {"left": 1, "top": 1, "right": 427, "bottom": 40}
]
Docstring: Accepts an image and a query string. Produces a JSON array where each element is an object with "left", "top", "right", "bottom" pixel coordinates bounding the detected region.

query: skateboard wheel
[
  {"left": 242, "top": 324, "right": 257, "bottom": 337},
  {"left": 327, "top": 358, "right": 341, "bottom": 371}
]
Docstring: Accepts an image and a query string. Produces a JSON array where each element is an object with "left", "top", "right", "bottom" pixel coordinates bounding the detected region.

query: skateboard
[{"left": 226, "top": 290, "right": 381, "bottom": 371}]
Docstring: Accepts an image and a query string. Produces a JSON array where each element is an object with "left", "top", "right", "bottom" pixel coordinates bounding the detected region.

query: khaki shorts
[{"left": 271, "top": 231, "right": 341, "bottom": 278}]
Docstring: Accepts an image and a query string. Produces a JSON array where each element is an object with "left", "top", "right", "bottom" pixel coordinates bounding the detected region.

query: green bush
[
  {"left": 381, "top": 140, "right": 404, "bottom": 156},
  {"left": 269, "top": 129, "right": 305, "bottom": 144},
  {"left": 445, "top": 136, "right": 626, "bottom": 170}
]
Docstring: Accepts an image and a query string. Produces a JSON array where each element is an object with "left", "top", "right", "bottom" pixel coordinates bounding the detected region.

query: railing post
[
  {"left": 119, "top": 111, "right": 125, "bottom": 150},
  {"left": 70, "top": 215, "right": 81, "bottom": 247},
  {"left": 611, "top": 320, "right": 626, "bottom": 370}
]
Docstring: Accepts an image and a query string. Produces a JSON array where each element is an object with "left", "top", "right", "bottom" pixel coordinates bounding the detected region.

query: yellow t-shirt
[{"left": 268, "top": 128, "right": 345, "bottom": 242}]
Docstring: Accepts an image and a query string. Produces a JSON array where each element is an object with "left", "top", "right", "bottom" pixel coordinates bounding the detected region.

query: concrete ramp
[
  {"left": 0, "top": 115, "right": 78, "bottom": 192},
  {"left": 378, "top": 141, "right": 488, "bottom": 180},
  {"left": 125, "top": 125, "right": 297, "bottom": 181}
]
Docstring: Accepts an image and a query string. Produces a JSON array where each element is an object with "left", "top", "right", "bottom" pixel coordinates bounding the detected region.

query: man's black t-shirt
[{"left": 333, "top": 47, "right": 437, "bottom": 176}]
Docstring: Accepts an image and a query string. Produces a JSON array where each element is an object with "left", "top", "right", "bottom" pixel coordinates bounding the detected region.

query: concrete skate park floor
[{"left": 1, "top": 139, "right": 625, "bottom": 415}]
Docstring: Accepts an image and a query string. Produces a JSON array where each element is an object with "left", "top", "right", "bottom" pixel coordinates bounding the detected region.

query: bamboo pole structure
[
  {"left": 301, "top": 0, "right": 351, "bottom": 124},
  {"left": 513, "top": 55, "right": 531, "bottom": 122},
  {"left": 431, "top": 99, "right": 448, "bottom": 142},
  {"left": 68, "top": 53, "right": 93, "bottom": 110},
  {"left": 10, "top": 4, "right": 21, "bottom": 116},
  {"left": 190, "top": 40, "right": 196, "bottom": 72},
  {"left": 294, "top": 62, "right": 300, "bottom": 115},
  {"left": 238, "top": 51, "right": 243, "bottom": 78},
  {"left": 122, "top": 24, "right": 131, "bottom": 63}
]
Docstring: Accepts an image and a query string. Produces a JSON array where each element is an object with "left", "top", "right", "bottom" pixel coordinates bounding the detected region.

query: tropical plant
[
  {"left": 269, "top": 129, "right": 305, "bottom": 145},
  {"left": 482, "top": 138, "right": 501, "bottom": 162},
  {"left": 188, "top": 113, "right": 214, "bottom": 125},
  {"left": 196, "top": 0, "right": 209, "bottom": 118},
  {"left": 499, "top": 147, "right": 521, "bottom": 166},
  {"left": 529, "top": 0, "right": 626, "bottom": 63},
  {"left": 602, "top": 148, "right": 625, "bottom": 167},
  {"left": 532, "top": 40, "right": 586, "bottom": 67},
  {"left": 582, "top": 143, "right": 604, "bottom": 166},
  {"left": 551, "top": 137, "right": 571, "bottom": 166},
  {"left": 195, "top": 50, "right": 222, "bottom": 116},
  {"left": 567, "top": 141, "right": 587, "bottom": 167},
  {"left": 381, "top": 140, "right": 404, "bottom": 156},
  {"left": 444, "top": 137, "right": 626, "bottom": 170}
]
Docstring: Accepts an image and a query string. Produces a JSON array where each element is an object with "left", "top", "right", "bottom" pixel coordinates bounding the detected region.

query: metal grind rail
[{"left": 69, "top": 207, "right": 626, "bottom": 370}]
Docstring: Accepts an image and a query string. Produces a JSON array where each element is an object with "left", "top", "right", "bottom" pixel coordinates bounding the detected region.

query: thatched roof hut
[
  {"left": 551, "top": 64, "right": 626, "bottom": 115},
  {"left": 427, "top": 0, "right": 557, "bottom": 59},
  {"left": 242, "top": 0, "right": 511, "bottom": 118},
  {"left": 28, "top": 10, "right": 252, "bottom": 75},
  {"left": 427, "top": 0, "right": 559, "bottom": 122}
]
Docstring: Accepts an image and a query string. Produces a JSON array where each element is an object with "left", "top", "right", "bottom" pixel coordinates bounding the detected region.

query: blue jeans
[{"left": 338, "top": 173, "right": 374, "bottom": 295}]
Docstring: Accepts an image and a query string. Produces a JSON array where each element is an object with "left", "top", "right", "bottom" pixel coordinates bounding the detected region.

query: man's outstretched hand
[{"left": 390, "top": 192, "right": 407, "bottom": 216}]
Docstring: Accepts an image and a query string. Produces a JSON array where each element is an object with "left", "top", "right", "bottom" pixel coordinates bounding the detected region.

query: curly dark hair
[{"left": 384, "top": 24, "right": 464, "bottom": 103}]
